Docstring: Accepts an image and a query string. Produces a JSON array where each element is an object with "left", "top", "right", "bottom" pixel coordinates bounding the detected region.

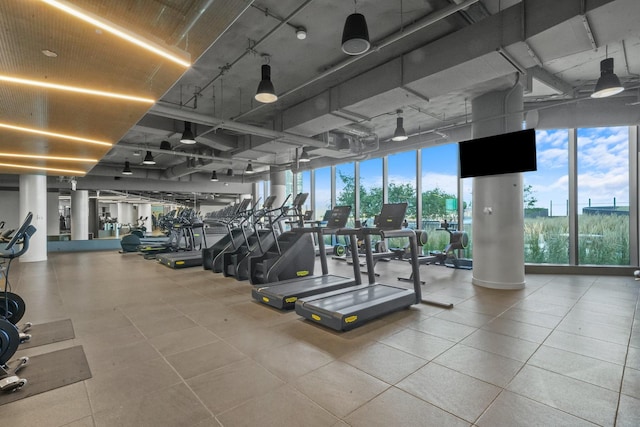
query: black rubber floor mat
[
  {"left": 19, "top": 319, "right": 75, "bottom": 349},
  {"left": 0, "top": 345, "right": 92, "bottom": 405}
]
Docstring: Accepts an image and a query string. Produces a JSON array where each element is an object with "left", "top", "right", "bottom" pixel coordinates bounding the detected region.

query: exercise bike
[{"left": 1, "top": 212, "right": 36, "bottom": 392}]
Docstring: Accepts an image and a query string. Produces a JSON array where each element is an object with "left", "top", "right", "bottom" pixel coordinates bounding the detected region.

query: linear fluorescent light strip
[
  {"left": 0, "top": 75, "right": 154, "bottom": 103},
  {"left": 0, "top": 153, "right": 98, "bottom": 162},
  {"left": 0, "top": 162, "right": 86, "bottom": 175},
  {"left": 0, "top": 123, "right": 112, "bottom": 147},
  {"left": 41, "top": 0, "right": 190, "bottom": 68}
]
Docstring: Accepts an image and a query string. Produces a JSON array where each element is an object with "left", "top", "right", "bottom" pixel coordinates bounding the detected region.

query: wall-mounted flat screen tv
[{"left": 459, "top": 128, "right": 537, "bottom": 178}]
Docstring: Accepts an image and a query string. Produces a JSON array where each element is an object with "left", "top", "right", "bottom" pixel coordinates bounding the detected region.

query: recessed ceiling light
[{"left": 41, "top": 49, "right": 58, "bottom": 58}]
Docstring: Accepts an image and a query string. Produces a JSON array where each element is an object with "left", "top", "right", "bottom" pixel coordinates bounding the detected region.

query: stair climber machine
[
  {"left": 252, "top": 205, "right": 354, "bottom": 310},
  {"left": 203, "top": 198, "right": 253, "bottom": 272},
  {"left": 222, "top": 195, "right": 284, "bottom": 281},
  {"left": 1, "top": 212, "right": 37, "bottom": 392},
  {"left": 248, "top": 193, "right": 316, "bottom": 285},
  {"left": 295, "top": 203, "right": 453, "bottom": 332}
]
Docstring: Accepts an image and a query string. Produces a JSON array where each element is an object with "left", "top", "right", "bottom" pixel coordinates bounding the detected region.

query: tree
[
  {"left": 524, "top": 184, "right": 537, "bottom": 209},
  {"left": 422, "top": 187, "right": 456, "bottom": 219}
]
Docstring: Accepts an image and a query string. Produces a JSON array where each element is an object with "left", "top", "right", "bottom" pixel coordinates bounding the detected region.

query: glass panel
[
  {"left": 421, "top": 143, "right": 462, "bottom": 256},
  {"left": 523, "top": 129, "right": 570, "bottom": 264},
  {"left": 387, "top": 151, "right": 417, "bottom": 249},
  {"left": 577, "top": 126, "right": 629, "bottom": 265},
  {"left": 358, "top": 158, "right": 383, "bottom": 227},
  {"left": 314, "top": 167, "right": 332, "bottom": 219},
  {"left": 336, "top": 162, "right": 355, "bottom": 227}
]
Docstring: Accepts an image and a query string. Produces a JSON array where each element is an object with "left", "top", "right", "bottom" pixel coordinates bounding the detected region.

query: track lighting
[
  {"left": 122, "top": 161, "right": 132, "bottom": 175},
  {"left": 591, "top": 57, "right": 624, "bottom": 98},
  {"left": 391, "top": 110, "right": 408, "bottom": 141},
  {"left": 210, "top": 170, "right": 218, "bottom": 182},
  {"left": 142, "top": 151, "right": 155, "bottom": 165},
  {"left": 180, "top": 121, "right": 196, "bottom": 144},
  {"left": 341, "top": 8, "right": 370, "bottom": 55},
  {"left": 255, "top": 64, "right": 277, "bottom": 103},
  {"left": 245, "top": 163, "right": 254, "bottom": 174}
]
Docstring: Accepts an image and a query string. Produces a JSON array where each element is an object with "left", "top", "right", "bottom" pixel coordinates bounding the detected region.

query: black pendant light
[
  {"left": 299, "top": 148, "right": 310, "bottom": 163},
  {"left": 142, "top": 151, "right": 155, "bottom": 165},
  {"left": 255, "top": 64, "right": 278, "bottom": 103},
  {"left": 341, "top": 6, "right": 370, "bottom": 56},
  {"left": 180, "top": 121, "right": 196, "bottom": 144},
  {"left": 591, "top": 57, "right": 624, "bottom": 98},
  {"left": 245, "top": 162, "right": 254, "bottom": 174},
  {"left": 210, "top": 170, "right": 218, "bottom": 182},
  {"left": 391, "top": 110, "right": 408, "bottom": 141},
  {"left": 122, "top": 161, "right": 132, "bottom": 175}
]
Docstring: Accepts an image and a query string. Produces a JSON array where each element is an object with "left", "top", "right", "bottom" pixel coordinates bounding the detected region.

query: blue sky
[{"left": 311, "top": 126, "right": 629, "bottom": 218}]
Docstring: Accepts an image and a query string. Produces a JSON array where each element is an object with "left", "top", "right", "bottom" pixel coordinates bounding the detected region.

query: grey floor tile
[
  {"left": 86, "top": 357, "right": 183, "bottom": 414},
  {"left": 434, "top": 343, "right": 525, "bottom": 387},
  {"left": 147, "top": 325, "right": 220, "bottom": 356},
  {"left": 411, "top": 316, "right": 477, "bottom": 342},
  {"left": 254, "top": 340, "right": 335, "bottom": 382},
  {"left": 344, "top": 386, "right": 470, "bottom": 427},
  {"left": 481, "top": 316, "right": 552, "bottom": 344},
  {"left": 477, "top": 390, "right": 598, "bottom": 427},
  {"left": 557, "top": 317, "right": 631, "bottom": 346},
  {"left": 544, "top": 329, "right": 628, "bottom": 365},
  {"left": 166, "top": 340, "right": 247, "bottom": 380},
  {"left": 622, "top": 366, "right": 640, "bottom": 399},
  {"left": 616, "top": 394, "right": 640, "bottom": 427},
  {"left": 93, "top": 383, "right": 213, "bottom": 427},
  {"left": 380, "top": 328, "right": 454, "bottom": 360},
  {"left": 627, "top": 346, "right": 640, "bottom": 370},
  {"left": 396, "top": 362, "right": 501, "bottom": 423},
  {"left": 528, "top": 345, "right": 624, "bottom": 391},
  {"left": 291, "top": 360, "right": 390, "bottom": 418},
  {"left": 0, "top": 382, "right": 91, "bottom": 427},
  {"left": 507, "top": 365, "right": 618, "bottom": 426},
  {"left": 461, "top": 328, "right": 540, "bottom": 362},
  {"left": 217, "top": 384, "right": 339, "bottom": 427},
  {"left": 340, "top": 341, "right": 427, "bottom": 384},
  {"left": 187, "top": 358, "right": 285, "bottom": 415}
]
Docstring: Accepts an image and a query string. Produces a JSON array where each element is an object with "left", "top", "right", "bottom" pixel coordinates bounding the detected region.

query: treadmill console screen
[
  {"left": 374, "top": 203, "right": 407, "bottom": 229},
  {"left": 327, "top": 206, "right": 352, "bottom": 228}
]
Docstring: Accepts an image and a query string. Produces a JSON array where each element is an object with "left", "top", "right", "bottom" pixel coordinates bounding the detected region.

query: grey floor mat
[
  {"left": 19, "top": 319, "right": 75, "bottom": 349},
  {"left": 0, "top": 345, "right": 92, "bottom": 405}
]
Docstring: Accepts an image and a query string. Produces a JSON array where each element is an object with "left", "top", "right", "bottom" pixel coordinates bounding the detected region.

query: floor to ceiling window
[
  {"left": 335, "top": 162, "right": 355, "bottom": 227},
  {"left": 358, "top": 158, "right": 383, "bottom": 227},
  {"left": 421, "top": 143, "right": 460, "bottom": 255},
  {"left": 576, "top": 126, "right": 630, "bottom": 265},
  {"left": 388, "top": 150, "right": 417, "bottom": 225},
  {"left": 523, "top": 129, "right": 570, "bottom": 264}
]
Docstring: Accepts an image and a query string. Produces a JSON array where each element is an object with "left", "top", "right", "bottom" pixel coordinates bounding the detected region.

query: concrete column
[
  {"left": 71, "top": 190, "right": 89, "bottom": 240},
  {"left": 19, "top": 175, "right": 47, "bottom": 262},
  {"left": 270, "top": 167, "right": 287, "bottom": 207},
  {"left": 471, "top": 82, "right": 525, "bottom": 290}
]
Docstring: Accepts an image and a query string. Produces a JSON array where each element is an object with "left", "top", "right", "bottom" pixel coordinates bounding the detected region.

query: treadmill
[
  {"left": 295, "top": 203, "right": 453, "bottom": 331},
  {"left": 251, "top": 205, "right": 353, "bottom": 310}
]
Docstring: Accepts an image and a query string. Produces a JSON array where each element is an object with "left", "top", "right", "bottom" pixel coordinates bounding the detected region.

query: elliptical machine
[{"left": 1, "top": 212, "right": 37, "bottom": 392}]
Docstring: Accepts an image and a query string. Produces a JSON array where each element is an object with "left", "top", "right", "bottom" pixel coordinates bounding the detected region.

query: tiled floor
[{"left": 2, "top": 248, "right": 640, "bottom": 426}]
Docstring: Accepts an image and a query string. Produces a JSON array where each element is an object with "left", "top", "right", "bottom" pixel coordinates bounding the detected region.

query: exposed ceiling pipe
[
  {"left": 117, "top": 142, "right": 232, "bottom": 165},
  {"left": 233, "top": 0, "right": 482, "bottom": 120},
  {"left": 151, "top": 102, "right": 330, "bottom": 149}
]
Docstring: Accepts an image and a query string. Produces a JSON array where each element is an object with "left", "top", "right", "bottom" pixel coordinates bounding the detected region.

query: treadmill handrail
[{"left": 359, "top": 228, "right": 415, "bottom": 239}]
